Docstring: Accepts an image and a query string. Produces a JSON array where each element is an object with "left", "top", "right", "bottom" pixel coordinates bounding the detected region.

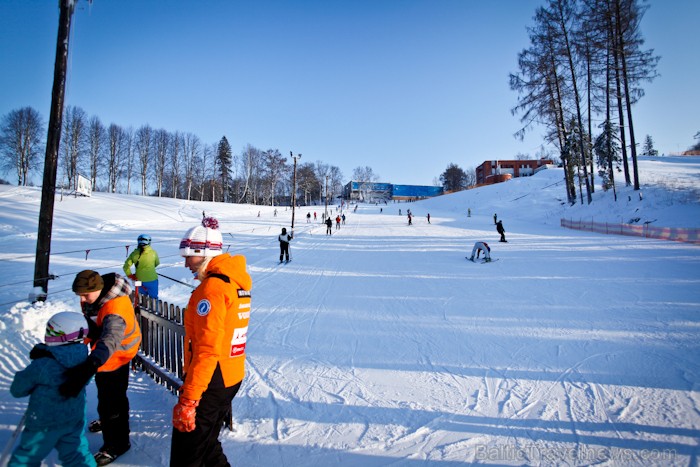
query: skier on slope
[
  {"left": 468, "top": 241, "right": 491, "bottom": 262},
  {"left": 278, "top": 227, "right": 293, "bottom": 263},
  {"left": 325, "top": 217, "right": 333, "bottom": 235},
  {"left": 496, "top": 220, "right": 507, "bottom": 242}
]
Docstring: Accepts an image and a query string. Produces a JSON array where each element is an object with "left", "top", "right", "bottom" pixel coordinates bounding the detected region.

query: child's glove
[
  {"left": 59, "top": 357, "right": 99, "bottom": 398},
  {"left": 173, "top": 397, "right": 199, "bottom": 432}
]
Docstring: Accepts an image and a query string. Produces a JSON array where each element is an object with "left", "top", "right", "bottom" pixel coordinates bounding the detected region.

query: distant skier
[
  {"left": 494, "top": 213, "right": 497, "bottom": 224},
  {"left": 469, "top": 241, "right": 491, "bottom": 262},
  {"left": 341, "top": 214, "right": 346, "bottom": 224},
  {"left": 426, "top": 213, "right": 431, "bottom": 224},
  {"left": 306, "top": 212, "right": 311, "bottom": 223},
  {"left": 278, "top": 227, "right": 293, "bottom": 263},
  {"left": 335, "top": 215, "right": 341, "bottom": 230},
  {"left": 407, "top": 213, "right": 413, "bottom": 225},
  {"left": 399, "top": 209, "right": 402, "bottom": 216},
  {"left": 314, "top": 212, "right": 317, "bottom": 221},
  {"left": 496, "top": 220, "right": 507, "bottom": 242},
  {"left": 325, "top": 217, "right": 333, "bottom": 235}
]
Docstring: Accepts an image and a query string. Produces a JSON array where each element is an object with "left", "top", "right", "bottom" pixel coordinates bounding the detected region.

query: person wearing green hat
[{"left": 122, "top": 234, "right": 160, "bottom": 298}]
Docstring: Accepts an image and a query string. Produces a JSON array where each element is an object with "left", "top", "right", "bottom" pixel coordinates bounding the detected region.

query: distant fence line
[{"left": 560, "top": 218, "right": 700, "bottom": 245}]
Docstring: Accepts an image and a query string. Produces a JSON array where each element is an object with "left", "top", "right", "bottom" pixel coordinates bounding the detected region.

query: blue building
[{"left": 343, "top": 181, "right": 443, "bottom": 202}]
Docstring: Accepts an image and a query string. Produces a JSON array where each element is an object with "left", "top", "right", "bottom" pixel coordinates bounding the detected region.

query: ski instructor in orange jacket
[{"left": 170, "top": 217, "right": 252, "bottom": 467}]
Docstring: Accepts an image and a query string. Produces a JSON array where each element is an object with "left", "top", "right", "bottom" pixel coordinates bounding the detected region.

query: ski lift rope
[{"left": 0, "top": 224, "right": 314, "bottom": 291}]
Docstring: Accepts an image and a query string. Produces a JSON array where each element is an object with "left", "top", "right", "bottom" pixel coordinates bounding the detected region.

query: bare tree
[
  {"left": 123, "top": 127, "right": 135, "bottom": 194},
  {"left": 106, "top": 123, "right": 125, "bottom": 193},
  {"left": 352, "top": 166, "right": 379, "bottom": 202},
  {"left": 262, "top": 149, "right": 287, "bottom": 206},
  {"left": 182, "top": 132, "right": 201, "bottom": 201},
  {"left": 87, "top": 115, "right": 106, "bottom": 191},
  {"left": 60, "top": 106, "right": 87, "bottom": 190},
  {"left": 135, "top": 124, "right": 152, "bottom": 195},
  {"left": 168, "top": 131, "right": 183, "bottom": 198},
  {"left": 0, "top": 107, "right": 44, "bottom": 186},
  {"left": 152, "top": 128, "right": 170, "bottom": 197},
  {"left": 327, "top": 165, "right": 344, "bottom": 203}
]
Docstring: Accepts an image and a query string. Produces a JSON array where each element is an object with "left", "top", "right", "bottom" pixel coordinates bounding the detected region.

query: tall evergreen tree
[
  {"left": 217, "top": 136, "right": 232, "bottom": 202},
  {"left": 439, "top": 163, "right": 468, "bottom": 192}
]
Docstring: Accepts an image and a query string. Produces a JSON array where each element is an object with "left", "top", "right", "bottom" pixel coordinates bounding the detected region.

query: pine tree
[
  {"left": 216, "top": 136, "right": 232, "bottom": 202},
  {"left": 641, "top": 135, "right": 658, "bottom": 156}
]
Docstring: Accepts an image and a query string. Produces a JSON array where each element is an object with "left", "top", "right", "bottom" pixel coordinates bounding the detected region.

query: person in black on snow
[
  {"left": 325, "top": 217, "right": 333, "bottom": 235},
  {"left": 306, "top": 212, "right": 311, "bottom": 223},
  {"left": 426, "top": 213, "right": 431, "bottom": 224},
  {"left": 279, "top": 227, "right": 293, "bottom": 263},
  {"left": 496, "top": 220, "right": 507, "bottom": 242},
  {"left": 493, "top": 213, "right": 497, "bottom": 224},
  {"left": 341, "top": 214, "right": 346, "bottom": 224}
]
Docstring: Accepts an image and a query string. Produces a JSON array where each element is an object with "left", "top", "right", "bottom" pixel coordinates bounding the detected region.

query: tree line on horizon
[{"left": 0, "top": 105, "right": 357, "bottom": 207}]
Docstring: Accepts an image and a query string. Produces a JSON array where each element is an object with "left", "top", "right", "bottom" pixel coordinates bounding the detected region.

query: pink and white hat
[{"left": 180, "top": 217, "right": 223, "bottom": 257}]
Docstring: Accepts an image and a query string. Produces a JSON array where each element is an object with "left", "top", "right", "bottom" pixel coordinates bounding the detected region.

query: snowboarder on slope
[
  {"left": 496, "top": 220, "right": 507, "bottom": 242},
  {"left": 469, "top": 241, "right": 491, "bottom": 262}
]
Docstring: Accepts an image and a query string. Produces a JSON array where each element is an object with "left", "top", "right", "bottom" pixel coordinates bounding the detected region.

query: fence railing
[
  {"left": 560, "top": 218, "right": 700, "bottom": 245},
  {"left": 133, "top": 294, "right": 185, "bottom": 392}
]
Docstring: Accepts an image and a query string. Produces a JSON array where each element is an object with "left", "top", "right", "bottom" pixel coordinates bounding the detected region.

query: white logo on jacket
[
  {"left": 230, "top": 326, "right": 248, "bottom": 357},
  {"left": 196, "top": 299, "right": 211, "bottom": 316}
]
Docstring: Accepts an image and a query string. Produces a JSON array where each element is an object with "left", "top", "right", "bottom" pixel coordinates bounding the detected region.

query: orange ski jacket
[{"left": 181, "top": 253, "right": 252, "bottom": 401}]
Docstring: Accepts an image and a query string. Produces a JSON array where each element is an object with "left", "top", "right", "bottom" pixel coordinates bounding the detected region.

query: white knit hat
[{"left": 180, "top": 217, "right": 223, "bottom": 257}]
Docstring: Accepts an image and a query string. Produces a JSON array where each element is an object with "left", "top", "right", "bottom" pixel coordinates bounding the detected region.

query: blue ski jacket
[{"left": 10, "top": 343, "right": 89, "bottom": 430}]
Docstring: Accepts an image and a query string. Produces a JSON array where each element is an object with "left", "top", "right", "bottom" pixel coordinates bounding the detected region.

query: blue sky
[{"left": 1, "top": 0, "right": 698, "bottom": 186}]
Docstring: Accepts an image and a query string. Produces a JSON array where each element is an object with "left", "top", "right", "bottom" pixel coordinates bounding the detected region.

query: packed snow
[{"left": 0, "top": 156, "right": 699, "bottom": 466}]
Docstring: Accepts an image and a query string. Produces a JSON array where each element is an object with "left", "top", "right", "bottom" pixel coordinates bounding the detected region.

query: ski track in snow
[{"left": 1, "top": 158, "right": 699, "bottom": 465}]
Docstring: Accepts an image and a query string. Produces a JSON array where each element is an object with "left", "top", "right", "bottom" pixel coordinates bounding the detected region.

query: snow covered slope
[{"left": 0, "top": 156, "right": 698, "bottom": 466}]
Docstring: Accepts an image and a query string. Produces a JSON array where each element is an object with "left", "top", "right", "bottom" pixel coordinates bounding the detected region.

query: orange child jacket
[
  {"left": 92, "top": 294, "right": 142, "bottom": 372},
  {"left": 181, "top": 253, "right": 252, "bottom": 401}
]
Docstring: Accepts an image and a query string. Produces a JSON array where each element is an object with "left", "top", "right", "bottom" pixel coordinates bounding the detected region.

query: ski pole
[
  {"left": 0, "top": 414, "right": 25, "bottom": 465},
  {"left": 157, "top": 272, "right": 195, "bottom": 289}
]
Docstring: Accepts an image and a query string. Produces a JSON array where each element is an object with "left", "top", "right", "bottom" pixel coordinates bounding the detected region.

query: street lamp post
[
  {"left": 325, "top": 175, "right": 329, "bottom": 220},
  {"left": 290, "top": 152, "right": 301, "bottom": 231}
]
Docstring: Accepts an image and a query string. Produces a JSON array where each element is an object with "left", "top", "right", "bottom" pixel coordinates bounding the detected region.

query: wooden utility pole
[
  {"left": 33, "top": 0, "right": 75, "bottom": 300},
  {"left": 290, "top": 152, "right": 301, "bottom": 231}
]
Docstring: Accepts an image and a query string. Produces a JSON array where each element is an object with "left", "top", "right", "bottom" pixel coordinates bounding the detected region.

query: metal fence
[
  {"left": 560, "top": 218, "right": 700, "bottom": 245},
  {"left": 133, "top": 294, "right": 185, "bottom": 392}
]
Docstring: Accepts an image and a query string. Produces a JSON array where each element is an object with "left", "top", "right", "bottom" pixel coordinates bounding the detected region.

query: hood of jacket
[
  {"left": 43, "top": 342, "right": 88, "bottom": 368},
  {"left": 205, "top": 253, "right": 252, "bottom": 291}
]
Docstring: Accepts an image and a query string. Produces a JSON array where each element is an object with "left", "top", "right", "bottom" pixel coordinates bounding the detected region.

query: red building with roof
[{"left": 475, "top": 158, "right": 554, "bottom": 185}]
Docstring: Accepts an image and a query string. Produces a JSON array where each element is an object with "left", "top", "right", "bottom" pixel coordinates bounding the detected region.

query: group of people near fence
[
  {"left": 9, "top": 208, "right": 510, "bottom": 466},
  {"left": 9, "top": 216, "right": 251, "bottom": 467}
]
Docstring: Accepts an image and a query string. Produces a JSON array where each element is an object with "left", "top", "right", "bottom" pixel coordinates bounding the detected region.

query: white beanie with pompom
[{"left": 180, "top": 217, "right": 223, "bottom": 257}]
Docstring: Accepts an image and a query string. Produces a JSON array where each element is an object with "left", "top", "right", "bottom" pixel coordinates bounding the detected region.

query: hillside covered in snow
[{"left": 0, "top": 156, "right": 698, "bottom": 466}]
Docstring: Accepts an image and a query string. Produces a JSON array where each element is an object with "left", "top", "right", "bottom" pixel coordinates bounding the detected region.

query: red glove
[
  {"left": 128, "top": 274, "right": 137, "bottom": 281},
  {"left": 173, "top": 397, "right": 199, "bottom": 432}
]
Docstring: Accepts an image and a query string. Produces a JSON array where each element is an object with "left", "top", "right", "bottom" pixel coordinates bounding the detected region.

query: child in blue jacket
[{"left": 9, "top": 312, "right": 96, "bottom": 467}]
